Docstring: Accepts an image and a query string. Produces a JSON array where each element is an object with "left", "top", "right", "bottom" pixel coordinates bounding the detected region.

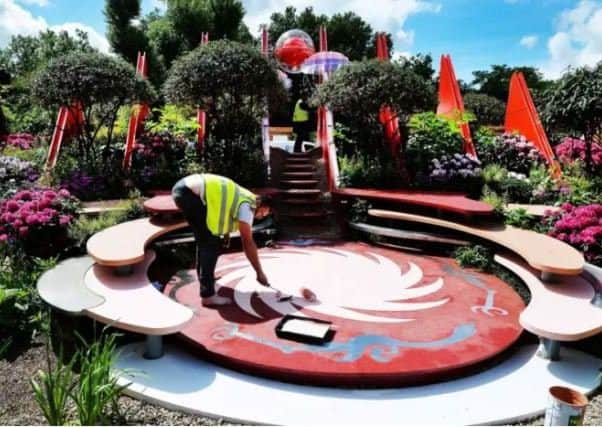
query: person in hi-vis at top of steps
[
  {"left": 172, "top": 174, "right": 270, "bottom": 307},
  {"left": 292, "top": 95, "right": 311, "bottom": 153}
]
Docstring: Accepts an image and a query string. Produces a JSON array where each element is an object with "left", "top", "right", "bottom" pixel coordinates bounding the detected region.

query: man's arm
[{"left": 239, "top": 222, "right": 269, "bottom": 286}]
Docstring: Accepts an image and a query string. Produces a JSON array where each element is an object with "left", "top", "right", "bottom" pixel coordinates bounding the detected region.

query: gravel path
[{"left": 0, "top": 337, "right": 600, "bottom": 425}]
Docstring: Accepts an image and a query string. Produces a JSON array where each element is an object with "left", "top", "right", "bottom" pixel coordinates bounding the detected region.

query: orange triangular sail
[
  {"left": 437, "top": 55, "right": 476, "bottom": 157},
  {"left": 505, "top": 72, "right": 561, "bottom": 176}
]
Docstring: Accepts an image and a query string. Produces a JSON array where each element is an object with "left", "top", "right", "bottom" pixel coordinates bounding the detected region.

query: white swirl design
[{"left": 215, "top": 249, "right": 450, "bottom": 324}]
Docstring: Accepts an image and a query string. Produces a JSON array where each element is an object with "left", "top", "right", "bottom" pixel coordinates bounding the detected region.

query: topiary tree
[
  {"left": 314, "top": 59, "right": 435, "bottom": 158},
  {"left": 32, "top": 51, "right": 155, "bottom": 166},
  {"left": 163, "top": 40, "right": 284, "bottom": 186},
  {"left": 464, "top": 92, "right": 506, "bottom": 127},
  {"left": 541, "top": 63, "right": 602, "bottom": 174}
]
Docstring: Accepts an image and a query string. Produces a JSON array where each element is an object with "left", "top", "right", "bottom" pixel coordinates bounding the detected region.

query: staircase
[{"left": 274, "top": 150, "right": 341, "bottom": 240}]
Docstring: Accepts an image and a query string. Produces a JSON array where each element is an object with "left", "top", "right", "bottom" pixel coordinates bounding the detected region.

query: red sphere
[{"left": 274, "top": 30, "right": 315, "bottom": 73}]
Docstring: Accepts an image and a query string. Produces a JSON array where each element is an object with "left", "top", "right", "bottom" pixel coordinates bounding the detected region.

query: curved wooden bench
[
  {"left": 84, "top": 250, "right": 193, "bottom": 358},
  {"left": 349, "top": 222, "right": 469, "bottom": 246},
  {"left": 37, "top": 256, "right": 105, "bottom": 315},
  {"left": 335, "top": 188, "right": 494, "bottom": 216},
  {"left": 369, "top": 210, "right": 584, "bottom": 276},
  {"left": 495, "top": 254, "right": 602, "bottom": 359},
  {"left": 87, "top": 218, "right": 188, "bottom": 267}
]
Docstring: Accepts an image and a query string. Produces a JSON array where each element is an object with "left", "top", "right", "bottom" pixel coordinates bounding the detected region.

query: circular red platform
[{"left": 164, "top": 242, "right": 525, "bottom": 387}]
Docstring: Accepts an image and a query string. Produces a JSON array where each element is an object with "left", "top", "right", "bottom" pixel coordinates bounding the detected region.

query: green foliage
[
  {"left": 105, "top": 0, "right": 149, "bottom": 64},
  {"left": 145, "top": 104, "right": 198, "bottom": 139},
  {"left": 0, "top": 29, "right": 95, "bottom": 135},
  {"left": 72, "top": 333, "right": 129, "bottom": 426},
  {"left": 315, "top": 60, "right": 434, "bottom": 165},
  {"left": 504, "top": 208, "right": 537, "bottom": 230},
  {"left": 32, "top": 51, "right": 156, "bottom": 166},
  {"left": 453, "top": 245, "right": 494, "bottom": 272},
  {"left": 0, "top": 256, "right": 57, "bottom": 351},
  {"left": 481, "top": 186, "right": 506, "bottom": 215},
  {"left": 471, "top": 64, "right": 550, "bottom": 101},
  {"left": 30, "top": 349, "right": 75, "bottom": 426},
  {"left": 482, "top": 164, "right": 508, "bottom": 184},
  {"left": 406, "top": 112, "right": 465, "bottom": 176},
  {"left": 464, "top": 92, "right": 506, "bottom": 127},
  {"left": 347, "top": 199, "right": 370, "bottom": 223},
  {"left": 339, "top": 154, "right": 403, "bottom": 189},
  {"left": 540, "top": 63, "right": 602, "bottom": 173}
]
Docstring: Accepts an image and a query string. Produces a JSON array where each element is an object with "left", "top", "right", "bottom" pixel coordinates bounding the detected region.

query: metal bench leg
[
  {"left": 537, "top": 338, "right": 560, "bottom": 361},
  {"left": 541, "top": 271, "right": 556, "bottom": 282},
  {"left": 592, "top": 290, "right": 602, "bottom": 308},
  {"left": 144, "top": 335, "right": 164, "bottom": 360},
  {"left": 115, "top": 265, "right": 134, "bottom": 276}
]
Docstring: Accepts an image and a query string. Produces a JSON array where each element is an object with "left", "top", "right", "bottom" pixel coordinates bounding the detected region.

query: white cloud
[
  {"left": 18, "top": 0, "right": 49, "bottom": 6},
  {"left": 0, "top": 0, "right": 109, "bottom": 53},
  {"left": 541, "top": 0, "right": 602, "bottom": 78},
  {"left": 241, "top": 0, "right": 441, "bottom": 51},
  {"left": 519, "top": 34, "right": 538, "bottom": 49},
  {"left": 51, "top": 22, "right": 110, "bottom": 53}
]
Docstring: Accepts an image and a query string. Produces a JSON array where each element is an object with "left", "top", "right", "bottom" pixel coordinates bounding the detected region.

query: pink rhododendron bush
[
  {"left": 545, "top": 203, "right": 602, "bottom": 265},
  {"left": 554, "top": 137, "right": 602, "bottom": 169},
  {"left": 0, "top": 188, "right": 79, "bottom": 257}
]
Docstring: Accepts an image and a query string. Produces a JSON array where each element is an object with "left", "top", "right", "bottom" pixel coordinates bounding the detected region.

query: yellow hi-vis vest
[
  {"left": 293, "top": 99, "right": 309, "bottom": 123},
  {"left": 204, "top": 174, "right": 257, "bottom": 236}
]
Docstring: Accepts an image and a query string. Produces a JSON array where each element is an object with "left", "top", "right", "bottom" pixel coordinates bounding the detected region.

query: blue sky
[{"left": 1, "top": 0, "right": 601, "bottom": 81}]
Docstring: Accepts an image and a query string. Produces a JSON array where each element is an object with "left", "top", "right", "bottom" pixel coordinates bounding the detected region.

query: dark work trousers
[
  {"left": 293, "top": 121, "right": 311, "bottom": 152},
  {"left": 172, "top": 180, "right": 221, "bottom": 298}
]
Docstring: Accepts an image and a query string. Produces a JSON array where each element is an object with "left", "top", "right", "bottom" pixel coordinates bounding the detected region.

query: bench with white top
[{"left": 495, "top": 254, "right": 602, "bottom": 360}]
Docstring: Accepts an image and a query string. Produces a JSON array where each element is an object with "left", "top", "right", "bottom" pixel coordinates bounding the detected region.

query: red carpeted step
[
  {"left": 281, "top": 198, "right": 323, "bottom": 205},
  {"left": 282, "top": 172, "right": 316, "bottom": 179},
  {"left": 279, "top": 211, "right": 327, "bottom": 218},
  {"left": 280, "top": 180, "right": 320, "bottom": 187},
  {"left": 284, "top": 165, "right": 315, "bottom": 172},
  {"left": 286, "top": 158, "right": 314, "bottom": 164}
]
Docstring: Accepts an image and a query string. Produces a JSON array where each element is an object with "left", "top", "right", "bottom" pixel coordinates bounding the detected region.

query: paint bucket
[{"left": 544, "top": 386, "right": 588, "bottom": 426}]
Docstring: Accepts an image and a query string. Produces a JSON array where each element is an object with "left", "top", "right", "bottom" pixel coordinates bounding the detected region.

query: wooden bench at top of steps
[
  {"left": 334, "top": 188, "right": 494, "bottom": 217},
  {"left": 37, "top": 256, "right": 105, "bottom": 315},
  {"left": 349, "top": 222, "right": 470, "bottom": 247},
  {"left": 495, "top": 254, "right": 602, "bottom": 343},
  {"left": 83, "top": 250, "right": 193, "bottom": 337},
  {"left": 369, "top": 209, "right": 585, "bottom": 276}
]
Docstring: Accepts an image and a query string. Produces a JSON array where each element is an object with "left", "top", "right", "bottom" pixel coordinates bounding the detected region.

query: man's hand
[{"left": 256, "top": 271, "right": 270, "bottom": 287}]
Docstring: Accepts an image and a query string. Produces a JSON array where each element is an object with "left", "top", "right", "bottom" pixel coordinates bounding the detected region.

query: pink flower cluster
[
  {"left": 0, "top": 188, "right": 74, "bottom": 244},
  {"left": 546, "top": 203, "right": 602, "bottom": 264},
  {"left": 554, "top": 137, "right": 602, "bottom": 168},
  {"left": 3, "top": 133, "right": 36, "bottom": 151}
]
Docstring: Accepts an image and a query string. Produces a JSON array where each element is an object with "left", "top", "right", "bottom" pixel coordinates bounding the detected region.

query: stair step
[
  {"left": 280, "top": 180, "right": 320, "bottom": 187},
  {"left": 284, "top": 163, "right": 315, "bottom": 169},
  {"left": 279, "top": 189, "right": 321, "bottom": 196},
  {"left": 286, "top": 159, "right": 314, "bottom": 166},
  {"left": 279, "top": 211, "right": 328, "bottom": 218},
  {"left": 287, "top": 152, "right": 313, "bottom": 158},
  {"left": 281, "top": 198, "right": 323, "bottom": 205},
  {"left": 282, "top": 172, "right": 316, "bottom": 179}
]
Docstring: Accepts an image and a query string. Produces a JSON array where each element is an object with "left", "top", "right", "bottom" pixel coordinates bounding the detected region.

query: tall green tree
[
  {"left": 105, "top": 0, "right": 149, "bottom": 65},
  {"left": 268, "top": 6, "right": 391, "bottom": 61},
  {"left": 471, "top": 64, "right": 550, "bottom": 101},
  {"left": 0, "top": 30, "right": 95, "bottom": 133},
  {"left": 541, "top": 63, "right": 602, "bottom": 173}
]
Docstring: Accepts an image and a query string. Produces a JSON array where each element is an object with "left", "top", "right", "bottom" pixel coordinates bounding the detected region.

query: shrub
[
  {"left": 0, "top": 188, "right": 79, "bottom": 258},
  {"left": 339, "top": 154, "right": 403, "bottom": 189},
  {"left": 130, "top": 132, "right": 188, "bottom": 191},
  {"left": 315, "top": 60, "right": 435, "bottom": 159},
  {"left": 32, "top": 51, "right": 156, "bottom": 167},
  {"left": 464, "top": 93, "right": 506, "bottom": 127},
  {"left": 0, "top": 156, "right": 39, "bottom": 197},
  {"left": 406, "top": 112, "right": 465, "bottom": 177},
  {"left": 545, "top": 203, "right": 602, "bottom": 266},
  {"left": 555, "top": 137, "right": 602, "bottom": 171},
  {"left": 428, "top": 154, "right": 483, "bottom": 195},
  {"left": 145, "top": 104, "right": 199, "bottom": 141},
  {"left": 3, "top": 133, "right": 37, "bottom": 150},
  {"left": 478, "top": 132, "right": 544, "bottom": 174},
  {"left": 453, "top": 245, "right": 494, "bottom": 272},
  {"left": 505, "top": 208, "right": 537, "bottom": 230}
]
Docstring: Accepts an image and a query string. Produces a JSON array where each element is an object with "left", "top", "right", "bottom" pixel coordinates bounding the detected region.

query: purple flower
[
  {"left": 59, "top": 215, "right": 72, "bottom": 226},
  {"left": 58, "top": 189, "right": 71, "bottom": 198}
]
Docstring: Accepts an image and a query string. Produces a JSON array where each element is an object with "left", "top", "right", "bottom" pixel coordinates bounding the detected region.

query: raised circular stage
[{"left": 163, "top": 242, "right": 525, "bottom": 387}]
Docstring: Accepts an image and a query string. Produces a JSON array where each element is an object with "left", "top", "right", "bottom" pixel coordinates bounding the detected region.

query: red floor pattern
[{"left": 163, "top": 241, "right": 524, "bottom": 387}]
